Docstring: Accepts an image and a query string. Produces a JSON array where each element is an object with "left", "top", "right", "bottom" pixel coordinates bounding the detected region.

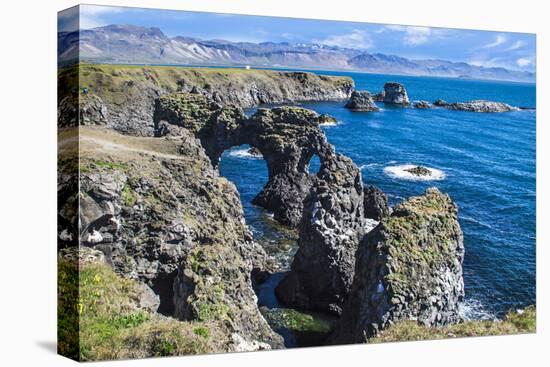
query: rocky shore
[{"left": 58, "top": 64, "right": 533, "bottom": 360}]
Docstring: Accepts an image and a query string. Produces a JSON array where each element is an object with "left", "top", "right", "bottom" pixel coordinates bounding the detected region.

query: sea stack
[
  {"left": 331, "top": 188, "right": 465, "bottom": 343},
  {"left": 383, "top": 82, "right": 410, "bottom": 105},
  {"left": 345, "top": 91, "right": 380, "bottom": 112}
]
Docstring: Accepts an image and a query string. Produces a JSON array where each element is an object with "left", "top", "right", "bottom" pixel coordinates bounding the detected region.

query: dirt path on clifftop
[{"left": 60, "top": 127, "right": 189, "bottom": 162}]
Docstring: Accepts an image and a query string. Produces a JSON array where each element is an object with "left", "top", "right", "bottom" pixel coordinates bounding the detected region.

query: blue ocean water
[{"left": 220, "top": 71, "right": 536, "bottom": 321}]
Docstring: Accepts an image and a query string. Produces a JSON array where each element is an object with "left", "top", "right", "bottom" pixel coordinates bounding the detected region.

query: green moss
[
  {"left": 193, "top": 326, "right": 210, "bottom": 339},
  {"left": 262, "top": 308, "right": 332, "bottom": 334},
  {"left": 121, "top": 184, "right": 137, "bottom": 207}
]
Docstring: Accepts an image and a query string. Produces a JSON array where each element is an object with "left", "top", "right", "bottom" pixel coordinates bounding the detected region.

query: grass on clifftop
[
  {"left": 58, "top": 258, "right": 225, "bottom": 361},
  {"left": 369, "top": 306, "right": 536, "bottom": 343}
]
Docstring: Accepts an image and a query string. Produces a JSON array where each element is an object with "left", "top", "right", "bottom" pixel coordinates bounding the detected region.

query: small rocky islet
[
  {"left": 344, "top": 82, "right": 524, "bottom": 113},
  {"left": 58, "top": 64, "right": 534, "bottom": 360}
]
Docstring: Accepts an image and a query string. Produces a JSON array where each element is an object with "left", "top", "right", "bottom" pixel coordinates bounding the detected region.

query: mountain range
[{"left": 58, "top": 24, "right": 535, "bottom": 83}]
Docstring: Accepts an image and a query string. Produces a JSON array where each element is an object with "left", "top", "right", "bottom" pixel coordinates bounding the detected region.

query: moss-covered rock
[
  {"left": 332, "top": 188, "right": 464, "bottom": 343},
  {"left": 57, "top": 249, "right": 226, "bottom": 361}
]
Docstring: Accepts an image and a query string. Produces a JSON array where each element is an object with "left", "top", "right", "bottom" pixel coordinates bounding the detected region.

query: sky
[{"left": 58, "top": 5, "right": 536, "bottom": 72}]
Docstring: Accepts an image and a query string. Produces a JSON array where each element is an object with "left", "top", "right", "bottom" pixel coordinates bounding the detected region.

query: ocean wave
[
  {"left": 460, "top": 298, "right": 497, "bottom": 321},
  {"left": 384, "top": 164, "right": 446, "bottom": 181},
  {"left": 228, "top": 148, "right": 262, "bottom": 160},
  {"left": 320, "top": 120, "right": 342, "bottom": 128},
  {"left": 359, "top": 163, "right": 381, "bottom": 170}
]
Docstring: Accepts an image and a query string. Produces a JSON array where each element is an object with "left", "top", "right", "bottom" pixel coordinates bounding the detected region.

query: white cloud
[
  {"left": 318, "top": 30, "right": 373, "bottom": 49},
  {"left": 482, "top": 35, "right": 507, "bottom": 48},
  {"left": 516, "top": 57, "right": 535, "bottom": 67},
  {"left": 506, "top": 40, "right": 525, "bottom": 51},
  {"left": 79, "top": 5, "right": 122, "bottom": 30},
  {"left": 378, "top": 25, "right": 449, "bottom": 46}
]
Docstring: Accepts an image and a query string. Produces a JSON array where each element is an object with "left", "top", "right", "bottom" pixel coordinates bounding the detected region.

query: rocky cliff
[
  {"left": 61, "top": 126, "right": 283, "bottom": 349},
  {"left": 331, "top": 188, "right": 465, "bottom": 343},
  {"left": 58, "top": 64, "right": 353, "bottom": 136},
  {"left": 276, "top": 154, "right": 372, "bottom": 314}
]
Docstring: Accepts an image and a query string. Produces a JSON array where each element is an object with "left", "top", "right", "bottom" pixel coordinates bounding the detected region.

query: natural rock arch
[{"left": 153, "top": 92, "right": 337, "bottom": 226}]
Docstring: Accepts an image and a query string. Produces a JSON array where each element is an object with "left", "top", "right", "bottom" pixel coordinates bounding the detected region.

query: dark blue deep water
[{"left": 220, "top": 71, "right": 536, "bottom": 322}]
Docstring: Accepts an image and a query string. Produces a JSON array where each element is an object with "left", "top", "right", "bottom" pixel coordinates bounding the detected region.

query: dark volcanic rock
[
  {"left": 443, "top": 100, "right": 519, "bottom": 112},
  {"left": 434, "top": 99, "right": 448, "bottom": 106},
  {"left": 413, "top": 100, "right": 432, "bottom": 109},
  {"left": 248, "top": 147, "right": 262, "bottom": 156},
  {"left": 276, "top": 154, "right": 368, "bottom": 315},
  {"left": 317, "top": 113, "right": 338, "bottom": 125},
  {"left": 73, "top": 127, "right": 283, "bottom": 348},
  {"left": 154, "top": 93, "right": 334, "bottom": 227},
  {"left": 344, "top": 91, "right": 380, "bottom": 112},
  {"left": 245, "top": 107, "right": 335, "bottom": 226},
  {"left": 405, "top": 165, "right": 431, "bottom": 177},
  {"left": 331, "top": 188, "right": 464, "bottom": 343},
  {"left": 363, "top": 185, "right": 390, "bottom": 220},
  {"left": 372, "top": 91, "right": 385, "bottom": 102},
  {"left": 383, "top": 82, "right": 410, "bottom": 105}
]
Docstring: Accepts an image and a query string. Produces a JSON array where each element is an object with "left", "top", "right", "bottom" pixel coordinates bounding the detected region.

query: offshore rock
[
  {"left": 413, "top": 100, "right": 432, "bottom": 109},
  {"left": 442, "top": 100, "right": 519, "bottom": 112},
  {"left": 345, "top": 91, "right": 380, "bottom": 112},
  {"left": 331, "top": 188, "right": 464, "bottom": 343},
  {"left": 383, "top": 82, "right": 410, "bottom": 105}
]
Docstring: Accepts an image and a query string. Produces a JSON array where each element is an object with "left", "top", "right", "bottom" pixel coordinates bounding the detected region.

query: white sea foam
[
  {"left": 384, "top": 164, "right": 446, "bottom": 181},
  {"left": 359, "top": 163, "right": 381, "bottom": 170},
  {"left": 319, "top": 120, "right": 342, "bottom": 128},
  {"left": 460, "top": 299, "right": 497, "bottom": 321},
  {"left": 228, "top": 148, "right": 262, "bottom": 159}
]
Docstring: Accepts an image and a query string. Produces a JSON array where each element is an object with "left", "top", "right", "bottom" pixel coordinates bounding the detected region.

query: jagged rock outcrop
[
  {"left": 345, "top": 91, "right": 380, "bottom": 112},
  {"left": 244, "top": 107, "right": 335, "bottom": 226},
  {"left": 154, "top": 92, "right": 335, "bottom": 227},
  {"left": 373, "top": 91, "right": 385, "bottom": 102},
  {"left": 438, "top": 100, "right": 519, "bottom": 112},
  {"left": 275, "top": 154, "right": 369, "bottom": 314},
  {"left": 331, "top": 188, "right": 464, "bottom": 344},
  {"left": 363, "top": 185, "right": 390, "bottom": 220},
  {"left": 413, "top": 100, "right": 432, "bottom": 109},
  {"left": 71, "top": 126, "right": 283, "bottom": 348},
  {"left": 383, "top": 82, "right": 410, "bottom": 105},
  {"left": 58, "top": 64, "right": 353, "bottom": 136}
]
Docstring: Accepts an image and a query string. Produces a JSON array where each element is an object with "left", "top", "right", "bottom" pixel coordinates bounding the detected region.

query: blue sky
[{"left": 59, "top": 5, "right": 536, "bottom": 72}]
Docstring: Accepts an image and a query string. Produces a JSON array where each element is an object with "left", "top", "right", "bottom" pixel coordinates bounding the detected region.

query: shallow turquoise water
[{"left": 220, "top": 71, "right": 536, "bottom": 324}]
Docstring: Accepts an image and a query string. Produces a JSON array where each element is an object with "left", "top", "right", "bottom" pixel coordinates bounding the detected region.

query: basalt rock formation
[
  {"left": 243, "top": 107, "right": 335, "bottom": 226},
  {"left": 345, "top": 90, "right": 380, "bottom": 112},
  {"left": 275, "top": 154, "right": 369, "bottom": 314},
  {"left": 383, "top": 82, "right": 410, "bottom": 105},
  {"left": 154, "top": 92, "right": 336, "bottom": 227},
  {"left": 413, "top": 100, "right": 432, "bottom": 109},
  {"left": 363, "top": 185, "right": 390, "bottom": 220},
  {"left": 331, "top": 188, "right": 464, "bottom": 343},
  {"left": 68, "top": 126, "right": 283, "bottom": 349},
  {"left": 438, "top": 100, "right": 519, "bottom": 112}
]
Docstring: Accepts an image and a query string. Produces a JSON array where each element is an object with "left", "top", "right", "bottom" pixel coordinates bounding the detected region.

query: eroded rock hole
[
  {"left": 308, "top": 154, "right": 321, "bottom": 175},
  {"left": 151, "top": 271, "right": 177, "bottom": 316}
]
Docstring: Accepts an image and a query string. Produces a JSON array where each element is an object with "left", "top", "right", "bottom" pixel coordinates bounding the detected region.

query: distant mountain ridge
[{"left": 58, "top": 24, "right": 535, "bottom": 83}]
